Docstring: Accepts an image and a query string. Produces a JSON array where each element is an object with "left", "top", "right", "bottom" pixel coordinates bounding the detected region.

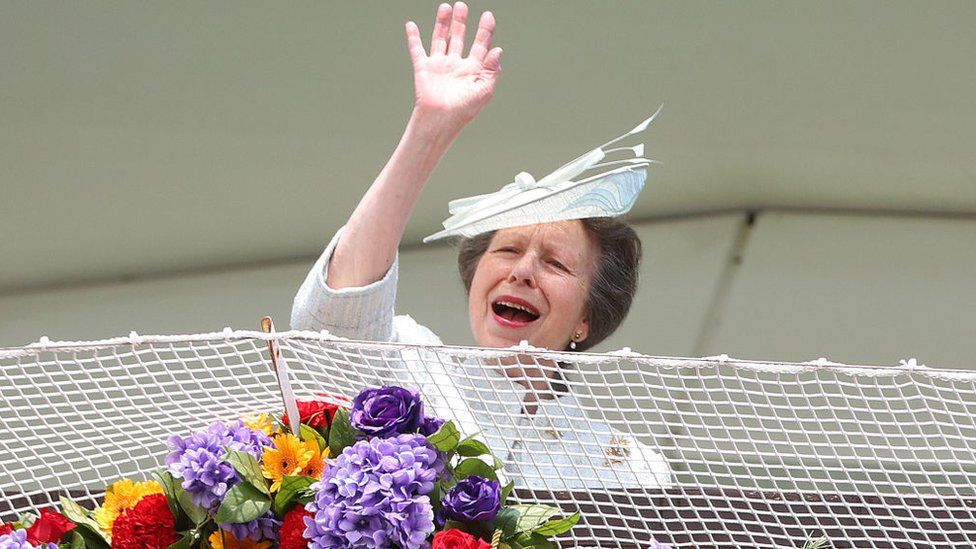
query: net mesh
[{"left": 2, "top": 330, "right": 975, "bottom": 548}]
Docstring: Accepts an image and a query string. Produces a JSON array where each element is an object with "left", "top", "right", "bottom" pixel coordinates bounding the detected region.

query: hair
[{"left": 456, "top": 218, "right": 642, "bottom": 352}]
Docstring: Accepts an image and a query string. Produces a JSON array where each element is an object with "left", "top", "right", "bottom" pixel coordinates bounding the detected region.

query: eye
[
  {"left": 492, "top": 246, "right": 520, "bottom": 255},
  {"left": 548, "top": 259, "right": 570, "bottom": 273}
]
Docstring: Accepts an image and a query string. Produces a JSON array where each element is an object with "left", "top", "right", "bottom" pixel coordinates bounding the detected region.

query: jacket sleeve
[{"left": 290, "top": 226, "right": 399, "bottom": 342}]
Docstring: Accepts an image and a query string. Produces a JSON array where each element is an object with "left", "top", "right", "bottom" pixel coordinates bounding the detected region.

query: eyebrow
[{"left": 495, "top": 231, "right": 582, "bottom": 263}]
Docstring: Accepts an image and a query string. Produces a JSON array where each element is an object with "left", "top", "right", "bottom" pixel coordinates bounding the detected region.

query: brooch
[{"left": 604, "top": 436, "right": 632, "bottom": 466}]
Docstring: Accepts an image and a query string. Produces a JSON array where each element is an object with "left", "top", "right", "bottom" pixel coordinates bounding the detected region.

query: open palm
[{"left": 406, "top": 3, "right": 502, "bottom": 125}]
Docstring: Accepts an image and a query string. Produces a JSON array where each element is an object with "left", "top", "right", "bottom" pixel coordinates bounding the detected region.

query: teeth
[{"left": 496, "top": 301, "right": 537, "bottom": 315}]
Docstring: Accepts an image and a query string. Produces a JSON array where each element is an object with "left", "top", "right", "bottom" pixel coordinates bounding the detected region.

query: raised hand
[
  {"left": 406, "top": 2, "right": 502, "bottom": 127},
  {"left": 323, "top": 3, "right": 501, "bottom": 291}
]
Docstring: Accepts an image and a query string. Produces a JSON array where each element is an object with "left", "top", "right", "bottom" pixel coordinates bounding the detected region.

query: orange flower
[
  {"left": 300, "top": 440, "right": 330, "bottom": 480},
  {"left": 261, "top": 434, "right": 314, "bottom": 492}
]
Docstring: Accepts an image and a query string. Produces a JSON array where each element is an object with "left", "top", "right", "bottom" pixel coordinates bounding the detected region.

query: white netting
[{"left": 2, "top": 331, "right": 975, "bottom": 548}]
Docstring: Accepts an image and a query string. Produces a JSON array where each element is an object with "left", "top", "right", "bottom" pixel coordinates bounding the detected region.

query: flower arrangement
[{"left": 45, "top": 385, "right": 580, "bottom": 548}]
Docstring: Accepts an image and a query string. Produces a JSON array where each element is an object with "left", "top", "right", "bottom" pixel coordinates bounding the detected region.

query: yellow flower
[
  {"left": 242, "top": 413, "right": 277, "bottom": 436},
  {"left": 208, "top": 530, "right": 272, "bottom": 549},
  {"left": 260, "top": 433, "right": 314, "bottom": 492},
  {"left": 300, "top": 440, "right": 330, "bottom": 480},
  {"left": 94, "top": 478, "right": 164, "bottom": 535}
]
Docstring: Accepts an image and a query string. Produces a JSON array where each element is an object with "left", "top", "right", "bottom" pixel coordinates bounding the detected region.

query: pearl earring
[
  {"left": 570, "top": 331, "right": 582, "bottom": 350},
  {"left": 570, "top": 341, "right": 577, "bottom": 350}
]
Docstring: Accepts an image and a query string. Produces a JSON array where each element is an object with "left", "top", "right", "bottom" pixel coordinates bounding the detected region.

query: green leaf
[
  {"left": 71, "top": 526, "right": 112, "bottom": 549},
  {"left": 68, "top": 531, "right": 86, "bottom": 549},
  {"left": 299, "top": 424, "right": 329, "bottom": 455},
  {"left": 152, "top": 470, "right": 184, "bottom": 521},
  {"left": 57, "top": 497, "right": 91, "bottom": 525},
  {"left": 455, "top": 438, "right": 491, "bottom": 457},
  {"left": 58, "top": 497, "right": 110, "bottom": 548},
  {"left": 167, "top": 531, "right": 195, "bottom": 549},
  {"left": 427, "top": 421, "right": 461, "bottom": 452},
  {"left": 494, "top": 504, "right": 569, "bottom": 537},
  {"left": 225, "top": 449, "right": 271, "bottom": 496},
  {"left": 532, "top": 512, "right": 580, "bottom": 536},
  {"left": 513, "top": 505, "right": 562, "bottom": 533},
  {"left": 494, "top": 507, "right": 521, "bottom": 536},
  {"left": 175, "top": 484, "right": 209, "bottom": 526},
  {"left": 273, "top": 475, "right": 317, "bottom": 515},
  {"left": 58, "top": 497, "right": 91, "bottom": 523},
  {"left": 11, "top": 515, "right": 30, "bottom": 530},
  {"left": 213, "top": 481, "right": 271, "bottom": 524},
  {"left": 153, "top": 469, "right": 206, "bottom": 529},
  {"left": 513, "top": 532, "right": 556, "bottom": 549},
  {"left": 328, "top": 409, "right": 356, "bottom": 455},
  {"left": 198, "top": 521, "right": 220, "bottom": 546},
  {"left": 453, "top": 458, "right": 498, "bottom": 482},
  {"left": 500, "top": 480, "right": 516, "bottom": 504}
]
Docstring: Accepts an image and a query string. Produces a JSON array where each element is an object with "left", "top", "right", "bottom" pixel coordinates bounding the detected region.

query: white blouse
[{"left": 291, "top": 228, "right": 672, "bottom": 490}]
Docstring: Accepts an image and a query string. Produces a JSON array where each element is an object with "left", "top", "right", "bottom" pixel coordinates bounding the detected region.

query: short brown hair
[{"left": 456, "top": 218, "right": 642, "bottom": 351}]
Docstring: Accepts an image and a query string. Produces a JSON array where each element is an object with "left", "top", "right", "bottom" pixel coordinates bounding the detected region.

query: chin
[
  {"left": 473, "top": 325, "right": 525, "bottom": 349},
  {"left": 481, "top": 332, "right": 520, "bottom": 349}
]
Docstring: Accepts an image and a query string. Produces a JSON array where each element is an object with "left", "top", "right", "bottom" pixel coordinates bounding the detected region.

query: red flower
[
  {"left": 0, "top": 523, "right": 13, "bottom": 535},
  {"left": 26, "top": 508, "right": 75, "bottom": 544},
  {"left": 432, "top": 529, "right": 492, "bottom": 549},
  {"left": 110, "top": 494, "right": 179, "bottom": 549},
  {"left": 279, "top": 505, "right": 314, "bottom": 549},
  {"left": 283, "top": 399, "right": 341, "bottom": 430}
]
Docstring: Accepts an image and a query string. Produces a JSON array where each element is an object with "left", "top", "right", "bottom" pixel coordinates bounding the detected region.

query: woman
[{"left": 292, "top": 2, "right": 671, "bottom": 489}]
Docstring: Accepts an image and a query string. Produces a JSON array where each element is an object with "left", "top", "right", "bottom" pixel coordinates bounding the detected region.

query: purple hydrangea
[
  {"left": 442, "top": 476, "right": 501, "bottom": 523},
  {"left": 304, "top": 434, "right": 445, "bottom": 548},
  {"left": 166, "top": 420, "right": 272, "bottom": 510},
  {"left": 350, "top": 386, "right": 424, "bottom": 438},
  {"left": 219, "top": 511, "right": 280, "bottom": 542},
  {"left": 0, "top": 530, "right": 57, "bottom": 549},
  {"left": 648, "top": 541, "right": 674, "bottom": 549}
]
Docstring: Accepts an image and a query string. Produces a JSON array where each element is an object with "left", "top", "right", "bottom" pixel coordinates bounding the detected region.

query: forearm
[
  {"left": 325, "top": 1, "right": 500, "bottom": 289},
  {"left": 327, "top": 109, "right": 465, "bottom": 289}
]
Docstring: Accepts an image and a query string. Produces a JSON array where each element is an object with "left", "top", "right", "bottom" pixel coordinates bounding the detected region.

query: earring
[{"left": 570, "top": 331, "right": 582, "bottom": 350}]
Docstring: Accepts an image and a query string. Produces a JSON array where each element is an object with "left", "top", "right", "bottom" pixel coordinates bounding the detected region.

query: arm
[
  {"left": 328, "top": 2, "right": 503, "bottom": 289},
  {"left": 292, "top": 2, "right": 502, "bottom": 338}
]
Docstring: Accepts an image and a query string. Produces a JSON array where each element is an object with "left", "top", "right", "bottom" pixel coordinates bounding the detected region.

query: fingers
[
  {"left": 430, "top": 3, "right": 452, "bottom": 56},
  {"left": 405, "top": 21, "right": 426, "bottom": 64},
  {"left": 467, "top": 11, "right": 495, "bottom": 61},
  {"left": 483, "top": 46, "right": 503, "bottom": 73},
  {"left": 446, "top": 2, "right": 468, "bottom": 57}
]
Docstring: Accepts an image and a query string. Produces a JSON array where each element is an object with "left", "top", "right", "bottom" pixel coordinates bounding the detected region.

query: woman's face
[{"left": 468, "top": 220, "right": 600, "bottom": 351}]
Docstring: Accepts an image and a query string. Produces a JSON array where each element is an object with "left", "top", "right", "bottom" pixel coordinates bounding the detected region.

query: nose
[{"left": 507, "top": 253, "right": 537, "bottom": 288}]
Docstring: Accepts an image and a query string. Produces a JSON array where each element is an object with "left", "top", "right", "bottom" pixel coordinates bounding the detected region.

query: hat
[{"left": 423, "top": 106, "right": 662, "bottom": 243}]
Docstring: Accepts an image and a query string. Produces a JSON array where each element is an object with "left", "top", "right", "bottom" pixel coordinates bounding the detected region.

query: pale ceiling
[{"left": 2, "top": 1, "right": 974, "bottom": 294}]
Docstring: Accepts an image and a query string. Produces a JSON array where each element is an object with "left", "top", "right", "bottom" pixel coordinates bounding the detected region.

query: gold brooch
[
  {"left": 604, "top": 436, "right": 631, "bottom": 466},
  {"left": 542, "top": 419, "right": 561, "bottom": 439}
]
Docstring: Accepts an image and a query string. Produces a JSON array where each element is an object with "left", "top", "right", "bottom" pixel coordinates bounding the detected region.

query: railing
[{"left": 2, "top": 331, "right": 975, "bottom": 547}]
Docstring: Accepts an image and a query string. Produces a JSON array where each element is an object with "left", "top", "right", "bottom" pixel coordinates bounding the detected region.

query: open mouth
[{"left": 491, "top": 299, "right": 540, "bottom": 324}]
